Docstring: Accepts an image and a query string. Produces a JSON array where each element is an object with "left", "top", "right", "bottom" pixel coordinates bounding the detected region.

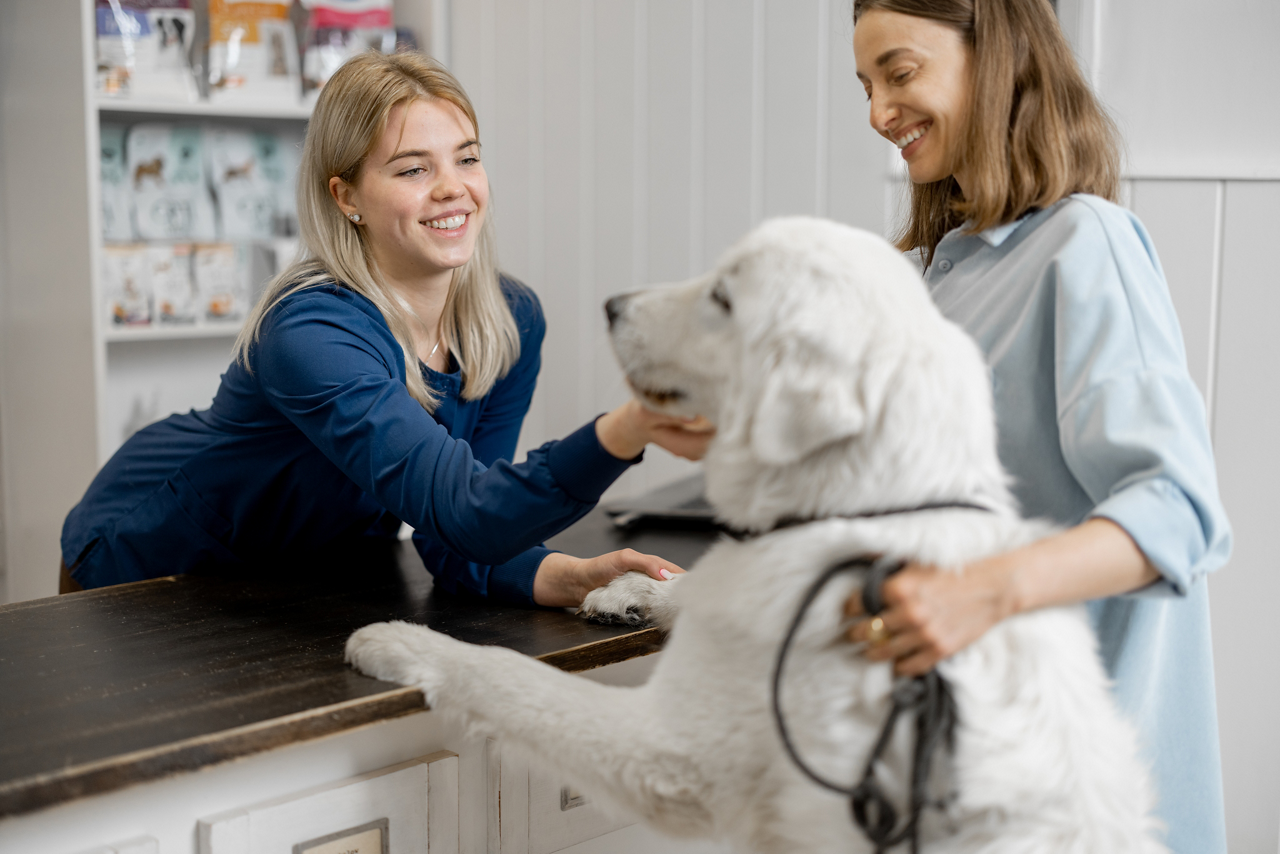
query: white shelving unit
[{"left": 84, "top": 0, "right": 313, "bottom": 463}]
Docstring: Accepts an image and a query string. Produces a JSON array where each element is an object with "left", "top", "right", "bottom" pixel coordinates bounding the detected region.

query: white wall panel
[
  {"left": 1094, "top": 0, "right": 1280, "bottom": 179},
  {"left": 452, "top": 0, "right": 893, "bottom": 498},
  {"left": 1209, "top": 180, "right": 1280, "bottom": 853},
  {"left": 761, "top": 0, "right": 821, "bottom": 219},
  {"left": 1128, "top": 180, "right": 1221, "bottom": 408}
]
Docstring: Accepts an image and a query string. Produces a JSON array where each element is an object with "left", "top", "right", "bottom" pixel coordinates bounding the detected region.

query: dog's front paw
[
  {"left": 578, "top": 572, "right": 678, "bottom": 627},
  {"left": 345, "top": 621, "right": 456, "bottom": 701}
]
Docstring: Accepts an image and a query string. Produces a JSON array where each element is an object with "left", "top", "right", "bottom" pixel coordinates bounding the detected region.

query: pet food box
[
  {"left": 103, "top": 244, "right": 152, "bottom": 326},
  {"left": 208, "top": 127, "right": 280, "bottom": 240},
  {"left": 208, "top": 0, "right": 302, "bottom": 108},
  {"left": 149, "top": 244, "right": 199, "bottom": 324},
  {"left": 95, "top": 0, "right": 198, "bottom": 103},
  {"left": 127, "top": 123, "right": 217, "bottom": 241},
  {"left": 300, "top": 0, "right": 395, "bottom": 108},
  {"left": 100, "top": 124, "right": 134, "bottom": 242},
  {"left": 194, "top": 243, "right": 252, "bottom": 322}
]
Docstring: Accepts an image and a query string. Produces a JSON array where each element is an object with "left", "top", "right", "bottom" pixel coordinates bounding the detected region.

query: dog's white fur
[{"left": 347, "top": 218, "right": 1167, "bottom": 853}]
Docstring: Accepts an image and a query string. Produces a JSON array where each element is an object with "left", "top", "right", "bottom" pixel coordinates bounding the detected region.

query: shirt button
[{"left": 937, "top": 259, "right": 953, "bottom": 272}]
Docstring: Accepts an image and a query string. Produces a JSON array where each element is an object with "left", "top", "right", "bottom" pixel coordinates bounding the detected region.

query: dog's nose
[{"left": 605, "top": 294, "right": 630, "bottom": 328}]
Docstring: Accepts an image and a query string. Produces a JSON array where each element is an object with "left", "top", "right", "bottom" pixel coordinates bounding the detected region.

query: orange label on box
[{"left": 210, "top": 0, "right": 290, "bottom": 43}]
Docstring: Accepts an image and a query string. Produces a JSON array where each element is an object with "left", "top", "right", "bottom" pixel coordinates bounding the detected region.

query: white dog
[{"left": 346, "top": 218, "right": 1167, "bottom": 853}]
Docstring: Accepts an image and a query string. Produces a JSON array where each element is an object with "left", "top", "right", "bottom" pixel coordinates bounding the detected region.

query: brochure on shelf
[
  {"left": 208, "top": 0, "right": 302, "bottom": 109},
  {"left": 208, "top": 127, "right": 280, "bottom": 240},
  {"left": 95, "top": 0, "right": 199, "bottom": 103},
  {"left": 100, "top": 124, "right": 134, "bottom": 242},
  {"left": 150, "top": 243, "right": 199, "bottom": 324},
  {"left": 127, "top": 123, "right": 218, "bottom": 241},
  {"left": 300, "top": 0, "right": 396, "bottom": 108},
  {"left": 194, "top": 243, "right": 252, "bottom": 322},
  {"left": 103, "top": 244, "right": 153, "bottom": 326}
]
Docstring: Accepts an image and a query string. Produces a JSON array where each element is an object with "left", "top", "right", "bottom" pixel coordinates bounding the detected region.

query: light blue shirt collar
[{"left": 976, "top": 213, "right": 1034, "bottom": 247}]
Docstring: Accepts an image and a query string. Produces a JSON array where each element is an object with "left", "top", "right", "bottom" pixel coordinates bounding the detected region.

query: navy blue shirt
[{"left": 62, "top": 277, "right": 634, "bottom": 603}]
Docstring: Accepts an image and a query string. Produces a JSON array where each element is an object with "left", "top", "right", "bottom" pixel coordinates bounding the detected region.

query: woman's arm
[{"left": 845, "top": 518, "right": 1159, "bottom": 675}]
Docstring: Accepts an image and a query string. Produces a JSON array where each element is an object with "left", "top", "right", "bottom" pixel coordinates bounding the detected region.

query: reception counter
[{"left": 0, "top": 508, "right": 723, "bottom": 854}]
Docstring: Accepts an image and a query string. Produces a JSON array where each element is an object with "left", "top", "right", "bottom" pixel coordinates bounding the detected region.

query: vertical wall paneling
[
  {"left": 1126, "top": 180, "right": 1220, "bottom": 406},
  {"left": 452, "top": 0, "right": 899, "bottom": 498},
  {"left": 761, "top": 0, "right": 820, "bottom": 219},
  {"left": 749, "top": 0, "right": 765, "bottom": 226},
  {"left": 825, "top": 0, "right": 887, "bottom": 235},
  {"left": 701, "top": 0, "right": 754, "bottom": 263},
  {"left": 1209, "top": 180, "right": 1280, "bottom": 852}
]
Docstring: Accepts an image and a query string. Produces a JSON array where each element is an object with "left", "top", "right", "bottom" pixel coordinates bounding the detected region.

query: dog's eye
[{"left": 710, "top": 281, "right": 732, "bottom": 313}]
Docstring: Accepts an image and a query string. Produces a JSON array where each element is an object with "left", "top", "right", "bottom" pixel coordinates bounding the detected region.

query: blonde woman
[
  {"left": 62, "top": 52, "right": 710, "bottom": 606},
  {"left": 843, "top": 1, "right": 1230, "bottom": 850}
]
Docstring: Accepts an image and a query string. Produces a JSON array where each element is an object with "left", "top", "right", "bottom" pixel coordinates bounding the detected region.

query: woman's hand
[
  {"left": 842, "top": 518, "right": 1161, "bottom": 676},
  {"left": 595, "top": 398, "right": 716, "bottom": 461},
  {"left": 844, "top": 558, "right": 1017, "bottom": 676},
  {"left": 532, "top": 549, "right": 686, "bottom": 608}
]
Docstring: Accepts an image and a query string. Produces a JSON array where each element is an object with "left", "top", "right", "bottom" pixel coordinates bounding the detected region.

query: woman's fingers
[{"left": 608, "top": 548, "right": 686, "bottom": 581}]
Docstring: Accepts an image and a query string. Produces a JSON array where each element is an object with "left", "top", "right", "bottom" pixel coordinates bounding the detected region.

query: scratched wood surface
[{"left": 0, "top": 507, "right": 717, "bottom": 818}]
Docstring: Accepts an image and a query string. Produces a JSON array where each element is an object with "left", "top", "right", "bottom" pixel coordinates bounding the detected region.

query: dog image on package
[
  {"left": 127, "top": 123, "right": 216, "bottom": 242},
  {"left": 346, "top": 218, "right": 1168, "bottom": 853},
  {"left": 208, "top": 127, "right": 280, "bottom": 241}
]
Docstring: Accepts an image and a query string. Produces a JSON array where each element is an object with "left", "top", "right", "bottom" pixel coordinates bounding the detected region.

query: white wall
[
  {"left": 448, "top": 0, "right": 890, "bottom": 500},
  {"left": 0, "top": 0, "right": 101, "bottom": 604}
]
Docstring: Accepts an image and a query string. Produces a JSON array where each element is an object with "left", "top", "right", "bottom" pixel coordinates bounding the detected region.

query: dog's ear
[{"left": 750, "top": 355, "right": 865, "bottom": 465}]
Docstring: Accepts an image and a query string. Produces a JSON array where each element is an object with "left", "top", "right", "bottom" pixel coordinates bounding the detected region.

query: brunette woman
[{"left": 845, "top": 2, "right": 1230, "bottom": 850}]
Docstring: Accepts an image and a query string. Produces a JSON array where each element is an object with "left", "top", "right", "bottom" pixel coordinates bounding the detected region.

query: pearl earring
[{"left": 349, "top": 213, "right": 361, "bottom": 223}]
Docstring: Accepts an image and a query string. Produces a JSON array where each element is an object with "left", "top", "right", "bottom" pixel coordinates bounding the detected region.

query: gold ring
[{"left": 866, "top": 616, "right": 890, "bottom": 645}]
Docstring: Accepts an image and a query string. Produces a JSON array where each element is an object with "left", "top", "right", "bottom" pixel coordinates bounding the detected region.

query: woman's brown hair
[{"left": 853, "top": 0, "right": 1121, "bottom": 267}]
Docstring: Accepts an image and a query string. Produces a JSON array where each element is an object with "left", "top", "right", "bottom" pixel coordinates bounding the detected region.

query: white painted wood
[
  {"left": 1127, "top": 180, "right": 1220, "bottom": 406},
  {"left": 426, "top": 750, "right": 461, "bottom": 854},
  {"left": 1209, "top": 180, "right": 1280, "bottom": 854},
  {"left": 1093, "top": 0, "right": 1280, "bottom": 179},
  {"left": 198, "top": 751, "right": 458, "bottom": 854},
  {"left": 111, "top": 835, "right": 160, "bottom": 854},
  {"left": 0, "top": 0, "right": 101, "bottom": 603},
  {"left": 527, "top": 766, "right": 633, "bottom": 854},
  {"left": 761, "top": 0, "right": 820, "bottom": 219}
]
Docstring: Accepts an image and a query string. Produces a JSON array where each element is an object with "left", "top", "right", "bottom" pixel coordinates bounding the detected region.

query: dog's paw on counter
[{"left": 577, "top": 571, "right": 679, "bottom": 628}]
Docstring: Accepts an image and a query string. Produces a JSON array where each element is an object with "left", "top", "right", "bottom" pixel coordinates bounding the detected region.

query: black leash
[
  {"left": 771, "top": 556, "right": 958, "bottom": 853},
  {"left": 765, "top": 501, "right": 990, "bottom": 852}
]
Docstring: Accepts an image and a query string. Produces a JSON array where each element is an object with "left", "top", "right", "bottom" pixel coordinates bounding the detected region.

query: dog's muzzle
[{"left": 604, "top": 294, "right": 631, "bottom": 328}]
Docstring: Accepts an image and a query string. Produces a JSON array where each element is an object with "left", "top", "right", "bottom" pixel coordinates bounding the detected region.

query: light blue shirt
[{"left": 924, "top": 195, "right": 1231, "bottom": 854}]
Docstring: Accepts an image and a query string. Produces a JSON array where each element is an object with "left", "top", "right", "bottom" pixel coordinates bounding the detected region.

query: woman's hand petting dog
[
  {"left": 533, "top": 548, "right": 685, "bottom": 608},
  {"left": 844, "top": 557, "right": 1018, "bottom": 677},
  {"left": 596, "top": 398, "right": 716, "bottom": 461}
]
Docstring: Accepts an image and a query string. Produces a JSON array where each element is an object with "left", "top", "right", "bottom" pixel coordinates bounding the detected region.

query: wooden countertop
[{"left": 0, "top": 508, "right": 718, "bottom": 819}]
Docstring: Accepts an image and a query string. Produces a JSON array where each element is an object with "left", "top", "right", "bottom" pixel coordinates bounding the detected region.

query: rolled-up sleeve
[{"left": 1052, "top": 205, "right": 1232, "bottom": 596}]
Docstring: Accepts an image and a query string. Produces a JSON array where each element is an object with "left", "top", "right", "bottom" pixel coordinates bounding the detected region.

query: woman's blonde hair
[
  {"left": 854, "top": 0, "right": 1121, "bottom": 267},
  {"left": 234, "top": 51, "right": 520, "bottom": 410}
]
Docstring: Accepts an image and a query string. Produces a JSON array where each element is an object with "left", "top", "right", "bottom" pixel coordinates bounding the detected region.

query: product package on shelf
[
  {"left": 100, "top": 124, "right": 134, "bottom": 242},
  {"left": 128, "top": 123, "right": 217, "bottom": 241},
  {"left": 95, "top": 0, "right": 198, "bottom": 102},
  {"left": 208, "top": 127, "right": 280, "bottom": 240},
  {"left": 103, "top": 244, "right": 152, "bottom": 327},
  {"left": 194, "top": 243, "right": 252, "bottom": 322},
  {"left": 300, "top": 0, "right": 396, "bottom": 107},
  {"left": 208, "top": 0, "right": 302, "bottom": 108},
  {"left": 149, "top": 243, "right": 199, "bottom": 324},
  {"left": 273, "top": 125, "right": 305, "bottom": 235}
]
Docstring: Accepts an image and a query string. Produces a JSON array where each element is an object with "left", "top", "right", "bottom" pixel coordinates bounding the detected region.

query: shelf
[
  {"left": 104, "top": 324, "right": 243, "bottom": 343},
  {"left": 97, "top": 99, "right": 311, "bottom": 121}
]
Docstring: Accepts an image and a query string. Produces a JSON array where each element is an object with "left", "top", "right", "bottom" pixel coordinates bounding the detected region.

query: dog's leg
[
  {"left": 578, "top": 572, "right": 681, "bottom": 629},
  {"left": 345, "top": 621, "right": 714, "bottom": 836}
]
